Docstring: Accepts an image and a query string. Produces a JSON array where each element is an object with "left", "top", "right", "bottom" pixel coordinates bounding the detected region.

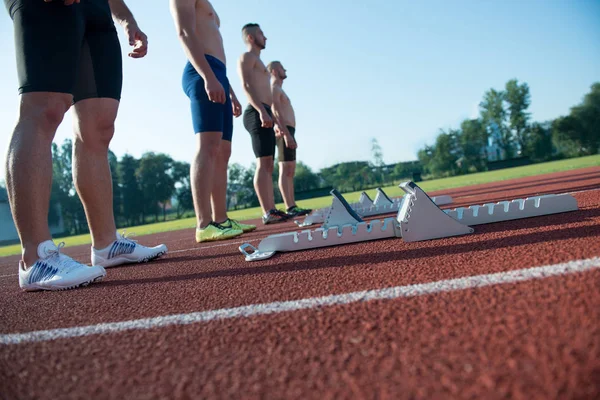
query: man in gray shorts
[{"left": 268, "top": 61, "right": 311, "bottom": 217}]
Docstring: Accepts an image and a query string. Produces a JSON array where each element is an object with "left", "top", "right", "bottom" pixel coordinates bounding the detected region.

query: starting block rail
[{"left": 240, "top": 181, "right": 579, "bottom": 261}]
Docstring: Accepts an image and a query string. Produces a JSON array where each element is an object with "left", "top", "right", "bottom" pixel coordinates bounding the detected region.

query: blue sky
[{"left": 1, "top": 0, "right": 599, "bottom": 179}]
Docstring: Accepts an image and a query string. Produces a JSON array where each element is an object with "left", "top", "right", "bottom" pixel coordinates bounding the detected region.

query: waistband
[{"left": 205, "top": 54, "right": 226, "bottom": 70}]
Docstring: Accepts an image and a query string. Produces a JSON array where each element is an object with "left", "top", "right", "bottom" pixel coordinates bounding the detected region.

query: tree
[
  {"left": 417, "top": 145, "right": 434, "bottom": 175},
  {"left": 118, "top": 154, "right": 143, "bottom": 226},
  {"left": 553, "top": 82, "right": 600, "bottom": 156},
  {"left": 370, "top": 138, "right": 385, "bottom": 184},
  {"left": 480, "top": 88, "right": 513, "bottom": 158},
  {"left": 505, "top": 79, "right": 531, "bottom": 155},
  {"left": 137, "top": 152, "right": 175, "bottom": 222},
  {"left": 227, "top": 163, "right": 258, "bottom": 209},
  {"left": 457, "top": 119, "right": 487, "bottom": 172},
  {"left": 526, "top": 122, "right": 554, "bottom": 161},
  {"left": 49, "top": 139, "right": 87, "bottom": 235},
  {"left": 171, "top": 161, "right": 192, "bottom": 218},
  {"left": 294, "top": 161, "right": 322, "bottom": 193},
  {"left": 429, "top": 130, "right": 460, "bottom": 177}
]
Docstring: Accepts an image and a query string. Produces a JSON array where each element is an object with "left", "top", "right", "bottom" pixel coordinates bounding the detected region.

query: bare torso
[
  {"left": 240, "top": 52, "right": 273, "bottom": 106},
  {"left": 195, "top": 0, "right": 226, "bottom": 63},
  {"left": 273, "top": 85, "right": 296, "bottom": 127}
]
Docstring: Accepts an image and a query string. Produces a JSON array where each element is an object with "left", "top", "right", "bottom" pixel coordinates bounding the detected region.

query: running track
[{"left": 1, "top": 166, "right": 599, "bottom": 399}]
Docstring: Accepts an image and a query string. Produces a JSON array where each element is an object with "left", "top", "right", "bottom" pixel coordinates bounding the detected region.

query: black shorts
[
  {"left": 243, "top": 104, "right": 276, "bottom": 158},
  {"left": 277, "top": 126, "right": 296, "bottom": 162},
  {"left": 5, "top": 0, "right": 123, "bottom": 103}
]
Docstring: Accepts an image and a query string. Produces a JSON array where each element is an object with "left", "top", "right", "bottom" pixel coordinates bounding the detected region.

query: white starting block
[
  {"left": 239, "top": 181, "right": 579, "bottom": 261},
  {"left": 296, "top": 187, "right": 453, "bottom": 227}
]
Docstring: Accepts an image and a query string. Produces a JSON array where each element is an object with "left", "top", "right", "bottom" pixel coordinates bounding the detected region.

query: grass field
[{"left": 1, "top": 154, "right": 598, "bottom": 257}]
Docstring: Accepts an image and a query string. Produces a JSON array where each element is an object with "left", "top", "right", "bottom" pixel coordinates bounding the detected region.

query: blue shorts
[{"left": 182, "top": 55, "right": 233, "bottom": 141}]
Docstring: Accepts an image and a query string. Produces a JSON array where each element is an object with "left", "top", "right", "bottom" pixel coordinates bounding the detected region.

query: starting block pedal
[{"left": 296, "top": 187, "right": 453, "bottom": 227}]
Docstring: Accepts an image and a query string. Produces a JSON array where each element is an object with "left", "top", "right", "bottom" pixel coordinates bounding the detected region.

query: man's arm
[
  {"left": 238, "top": 53, "right": 269, "bottom": 117},
  {"left": 107, "top": 0, "right": 147, "bottom": 58},
  {"left": 271, "top": 86, "right": 288, "bottom": 135},
  {"left": 169, "top": 0, "right": 225, "bottom": 103},
  {"left": 229, "top": 87, "right": 242, "bottom": 117},
  {"left": 271, "top": 86, "right": 296, "bottom": 148}
]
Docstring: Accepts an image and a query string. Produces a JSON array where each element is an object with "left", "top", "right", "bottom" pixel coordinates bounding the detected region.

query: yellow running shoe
[
  {"left": 195, "top": 222, "right": 243, "bottom": 243},
  {"left": 223, "top": 218, "right": 257, "bottom": 233}
]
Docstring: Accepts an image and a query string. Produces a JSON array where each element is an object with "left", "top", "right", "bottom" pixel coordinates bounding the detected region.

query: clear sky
[{"left": 1, "top": 0, "right": 599, "bottom": 179}]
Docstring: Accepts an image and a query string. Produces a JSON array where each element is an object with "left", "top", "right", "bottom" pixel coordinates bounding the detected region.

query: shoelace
[
  {"left": 118, "top": 230, "right": 139, "bottom": 245},
  {"left": 42, "top": 242, "right": 81, "bottom": 272}
]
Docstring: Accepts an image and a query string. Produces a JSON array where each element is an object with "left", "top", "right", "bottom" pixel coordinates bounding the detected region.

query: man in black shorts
[
  {"left": 237, "top": 23, "right": 297, "bottom": 224},
  {"left": 268, "top": 61, "right": 312, "bottom": 217},
  {"left": 4, "top": 0, "right": 167, "bottom": 291}
]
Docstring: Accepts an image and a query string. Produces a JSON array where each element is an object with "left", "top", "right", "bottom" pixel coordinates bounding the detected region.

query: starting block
[
  {"left": 239, "top": 181, "right": 579, "bottom": 261},
  {"left": 296, "top": 187, "right": 453, "bottom": 227}
]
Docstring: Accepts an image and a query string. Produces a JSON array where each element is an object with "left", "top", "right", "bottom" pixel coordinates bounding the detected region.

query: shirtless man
[
  {"left": 170, "top": 0, "right": 255, "bottom": 242},
  {"left": 268, "top": 61, "right": 312, "bottom": 217},
  {"left": 238, "top": 23, "right": 297, "bottom": 224}
]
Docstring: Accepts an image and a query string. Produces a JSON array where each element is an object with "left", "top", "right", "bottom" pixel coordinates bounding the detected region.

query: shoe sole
[
  {"left": 196, "top": 232, "right": 244, "bottom": 243},
  {"left": 21, "top": 273, "right": 106, "bottom": 292},
  {"left": 96, "top": 249, "right": 168, "bottom": 268},
  {"left": 263, "top": 218, "right": 291, "bottom": 225}
]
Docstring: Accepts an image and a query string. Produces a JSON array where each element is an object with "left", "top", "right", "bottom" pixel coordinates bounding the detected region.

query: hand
[
  {"left": 124, "top": 23, "right": 148, "bottom": 59},
  {"left": 231, "top": 95, "right": 242, "bottom": 117},
  {"left": 259, "top": 110, "right": 273, "bottom": 128},
  {"left": 274, "top": 124, "right": 283, "bottom": 138},
  {"left": 205, "top": 77, "right": 226, "bottom": 104},
  {"left": 44, "top": 0, "right": 80, "bottom": 4},
  {"left": 284, "top": 133, "right": 297, "bottom": 150}
]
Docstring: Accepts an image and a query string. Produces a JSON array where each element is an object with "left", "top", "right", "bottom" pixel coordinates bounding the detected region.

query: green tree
[
  {"left": 429, "top": 130, "right": 460, "bottom": 177},
  {"left": 480, "top": 88, "right": 513, "bottom": 158},
  {"left": 553, "top": 82, "right": 600, "bottom": 156},
  {"left": 118, "top": 154, "right": 143, "bottom": 226},
  {"left": 227, "top": 163, "right": 258, "bottom": 209},
  {"left": 294, "top": 161, "right": 322, "bottom": 192},
  {"left": 457, "top": 119, "right": 487, "bottom": 172},
  {"left": 171, "top": 161, "right": 192, "bottom": 218},
  {"left": 417, "top": 145, "right": 434, "bottom": 175},
  {"left": 137, "top": 152, "right": 175, "bottom": 222},
  {"left": 505, "top": 79, "right": 531, "bottom": 155},
  {"left": 526, "top": 122, "right": 554, "bottom": 161}
]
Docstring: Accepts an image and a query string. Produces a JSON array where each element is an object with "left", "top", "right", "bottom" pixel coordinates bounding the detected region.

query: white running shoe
[
  {"left": 91, "top": 231, "right": 168, "bottom": 268},
  {"left": 19, "top": 240, "right": 107, "bottom": 292}
]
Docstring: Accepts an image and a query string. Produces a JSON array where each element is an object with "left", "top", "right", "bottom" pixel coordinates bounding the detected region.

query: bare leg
[
  {"left": 191, "top": 132, "right": 221, "bottom": 229},
  {"left": 211, "top": 139, "right": 231, "bottom": 224},
  {"left": 254, "top": 156, "right": 275, "bottom": 215},
  {"left": 4, "top": 92, "right": 72, "bottom": 267},
  {"left": 278, "top": 161, "right": 296, "bottom": 209},
  {"left": 72, "top": 98, "right": 120, "bottom": 250}
]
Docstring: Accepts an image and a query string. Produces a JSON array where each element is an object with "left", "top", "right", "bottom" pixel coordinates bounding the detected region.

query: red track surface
[{"left": 1, "top": 167, "right": 599, "bottom": 399}]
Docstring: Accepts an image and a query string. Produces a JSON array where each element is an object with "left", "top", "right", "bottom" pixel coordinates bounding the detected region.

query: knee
[
  {"left": 198, "top": 139, "right": 221, "bottom": 161},
  {"left": 18, "top": 97, "right": 71, "bottom": 141},
  {"left": 75, "top": 116, "right": 115, "bottom": 151},
  {"left": 257, "top": 158, "right": 274, "bottom": 174}
]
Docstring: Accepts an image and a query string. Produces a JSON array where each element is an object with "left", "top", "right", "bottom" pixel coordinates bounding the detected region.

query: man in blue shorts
[
  {"left": 170, "top": 0, "right": 256, "bottom": 242},
  {"left": 3, "top": 0, "right": 168, "bottom": 291}
]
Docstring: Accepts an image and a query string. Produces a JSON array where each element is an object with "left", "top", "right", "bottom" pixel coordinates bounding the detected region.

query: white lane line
[{"left": 1, "top": 257, "right": 599, "bottom": 345}]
